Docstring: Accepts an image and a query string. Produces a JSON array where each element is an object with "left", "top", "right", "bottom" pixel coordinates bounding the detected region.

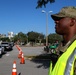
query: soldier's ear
[{"left": 70, "top": 18, "right": 76, "bottom": 26}]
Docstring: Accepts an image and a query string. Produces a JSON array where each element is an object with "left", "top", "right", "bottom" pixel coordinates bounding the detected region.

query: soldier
[{"left": 49, "top": 6, "right": 76, "bottom": 75}]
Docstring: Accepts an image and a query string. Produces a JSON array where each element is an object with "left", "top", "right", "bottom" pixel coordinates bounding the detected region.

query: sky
[{"left": 0, "top": 0, "right": 76, "bottom": 36}]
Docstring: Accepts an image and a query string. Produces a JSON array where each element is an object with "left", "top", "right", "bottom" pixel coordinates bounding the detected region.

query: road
[{"left": 0, "top": 45, "right": 50, "bottom": 75}]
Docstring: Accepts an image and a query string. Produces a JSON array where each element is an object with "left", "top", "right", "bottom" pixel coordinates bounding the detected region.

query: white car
[{"left": 0, "top": 45, "right": 4, "bottom": 55}]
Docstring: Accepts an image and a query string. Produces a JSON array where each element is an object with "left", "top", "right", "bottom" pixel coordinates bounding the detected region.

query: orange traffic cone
[
  {"left": 16, "top": 45, "right": 21, "bottom": 51},
  {"left": 18, "top": 50, "right": 22, "bottom": 58},
  {"left": 20, "top": 53, "right": 25, "bottom": 64},
  {"left": 12, "top": 61, "right": 17, "bottom": 75}
]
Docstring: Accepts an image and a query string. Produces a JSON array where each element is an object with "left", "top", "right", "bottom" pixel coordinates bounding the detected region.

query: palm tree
[{"left": 36, "top": 0, "right": 55, "bottom": 9}]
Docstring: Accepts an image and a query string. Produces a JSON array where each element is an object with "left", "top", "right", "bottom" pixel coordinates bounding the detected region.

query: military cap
[{"left": 51, "top": 6, "right": 76, "bottom": 20}]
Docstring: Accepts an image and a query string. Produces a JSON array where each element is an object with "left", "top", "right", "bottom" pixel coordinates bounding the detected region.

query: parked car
[
  {"left": 9, "top": 42, "right": 14, "bottom": 47},
  {"left": 0, "top": 45, "right": 4, "bottom": 55},
  {"left": 1, "top": 42, "right": 13, "bottom": 51}
]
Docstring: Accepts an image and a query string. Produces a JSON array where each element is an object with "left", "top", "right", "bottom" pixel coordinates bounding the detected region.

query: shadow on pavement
[
  {"left": 30, "top": 53, "right": 58, "bottom": 69},
  {"left": 0, "top": 55, "right": 2, "bottom": 58},
  {"left": 30, "top": 54, "right": 51, "bottom": 69}
]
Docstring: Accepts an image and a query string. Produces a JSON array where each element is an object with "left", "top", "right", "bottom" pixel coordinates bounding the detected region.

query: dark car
[
  {"left": 10, "top": 42, "right": 14, "bottom": 47},
  {"left": 1, "top": 42, "right": 13, "bottom": 51}
]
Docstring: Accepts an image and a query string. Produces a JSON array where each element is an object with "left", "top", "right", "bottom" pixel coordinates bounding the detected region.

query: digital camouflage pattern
[{"left": 51, "top": 6, "right": 76, "bottom": 20}]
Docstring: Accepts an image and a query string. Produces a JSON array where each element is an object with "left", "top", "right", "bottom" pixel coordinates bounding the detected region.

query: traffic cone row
[
  {"left": 16, "top": 45, "right": 21, "bottom": 51},
  {"left": 16, "top": 45, "right": 25, "bottom": 64},
  {"left": 15, "top": 45, "right": 23, "bottom": 58},
  {"left": 12, "top": 45, "right": 25, "bottom": 75}
]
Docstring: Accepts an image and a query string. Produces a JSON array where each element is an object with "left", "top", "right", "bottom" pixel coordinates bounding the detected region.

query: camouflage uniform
[{"left": 50, "top": 6, "right": 76, "bottom": 74}]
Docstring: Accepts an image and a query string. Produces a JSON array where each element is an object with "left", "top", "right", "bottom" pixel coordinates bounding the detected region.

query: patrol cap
[{"left": 51, "top": 6, "right": 76, "bottom": 20}]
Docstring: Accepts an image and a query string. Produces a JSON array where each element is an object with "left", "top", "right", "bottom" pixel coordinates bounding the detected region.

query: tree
[
  {"left": 48, "top": 33, "right": 63, "bottom": 44},
  {"left": 18, "top": 32, "right": 27, "bottom": 42},
  {"left": 13, "top": 32, "right": 27, "bottom": 44},
  {"left": 0, "top": 37, "right": 10, "bottom": 42},
  {"left": 27, "top": 31, "right": 44, "bottom": 43},
  {"left": 13, "top": 35, "right": 19, "bottom": 43},
  {"left": 36, "top": 0, "right": 55, "bottom": 9}
]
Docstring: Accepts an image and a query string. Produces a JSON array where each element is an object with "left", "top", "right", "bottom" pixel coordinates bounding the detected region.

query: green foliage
[
  {"left": 27, "top": 31, "right": 44, "bottom": 42},
  {"left": 18, "top": 32, "right": 27, "bottom": 42},
  {"left": 48, "top": 33, "right": 63, "bottom": 44},
  {"left": 36, "top": 0, "right": 55, "bottom": 9},
  {"left": 12, "top": 31, "right": 63, "bottom": 45},
  {"left": 0, "top": 37, "right": 10, "bottom": 42},
  {"left": 13, "top": 35, "right": 19, "bottom": 42},
  {"left": 13, "top": 32, "right": 27, "bottom": 43}
]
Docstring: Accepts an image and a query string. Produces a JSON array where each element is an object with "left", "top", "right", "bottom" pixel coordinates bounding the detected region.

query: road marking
[{"left": 6, "top": 53, "right": 10, "bottom": 56}]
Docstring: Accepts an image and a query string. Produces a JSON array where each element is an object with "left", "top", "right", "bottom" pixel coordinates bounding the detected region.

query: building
[{"left": 8, "top": 32, "right": 14, "bottom": 39}]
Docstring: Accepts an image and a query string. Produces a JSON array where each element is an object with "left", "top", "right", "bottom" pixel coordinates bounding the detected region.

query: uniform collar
[{"left": 60, "top": 34, "right": 76, "bottom": 53}]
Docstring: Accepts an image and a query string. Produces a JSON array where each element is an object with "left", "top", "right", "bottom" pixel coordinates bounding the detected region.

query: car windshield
[{"left": 1, "top": 43, "right": 9, "bottom": 44}]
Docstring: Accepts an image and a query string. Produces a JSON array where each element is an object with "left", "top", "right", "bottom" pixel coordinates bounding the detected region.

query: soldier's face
[{"left": 54, "top": 17, "right": 71, "bottom": 35}]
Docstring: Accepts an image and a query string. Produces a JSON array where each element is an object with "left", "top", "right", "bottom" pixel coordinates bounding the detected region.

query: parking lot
[{"left": 0, "top": 46, "right": 50, "bottom": 75}]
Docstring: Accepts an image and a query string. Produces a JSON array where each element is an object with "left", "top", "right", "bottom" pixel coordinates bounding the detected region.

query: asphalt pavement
[{"left": 0, "top": 45, "right": 50, "bottom": 75}]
